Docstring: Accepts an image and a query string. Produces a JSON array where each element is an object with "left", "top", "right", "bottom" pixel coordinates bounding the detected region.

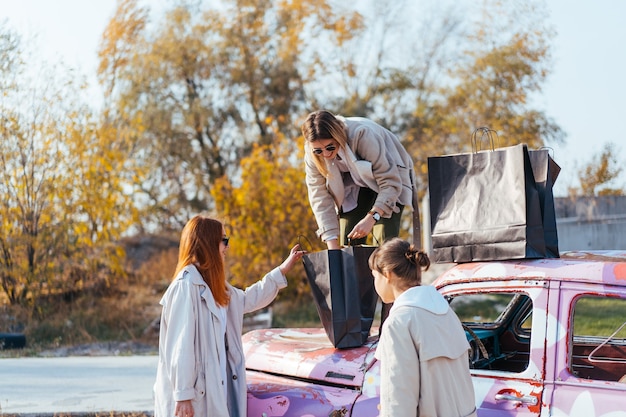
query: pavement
[{"left": 0, "top": 355, "right": 158, "bottom": 416}]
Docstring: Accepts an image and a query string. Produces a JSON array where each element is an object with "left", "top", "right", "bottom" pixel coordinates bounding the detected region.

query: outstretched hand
[
  {"left": 279, "top": 244, "right": 306, "bottom": 276},
  {"left": 347, "top": 215, "right": 376, "bottom": 240}
]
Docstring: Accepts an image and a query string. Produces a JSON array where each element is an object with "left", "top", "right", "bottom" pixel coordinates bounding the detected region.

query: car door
[
  {"left": 440, "top": 280, "right": 548, "bottom": 417},
  {"left": 544, "top": 281, "right": 626, "bottom": 416}
]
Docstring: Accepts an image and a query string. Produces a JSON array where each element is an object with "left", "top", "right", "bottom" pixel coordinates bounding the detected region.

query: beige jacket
[
  {"left": 305, "top": 116, "right": 417, "bottom": 243},
  {"left": 153, "top": 265, "right": 287, "bottom": 417},
  {"left": 375, "top": 285, "right": 477, "bottom": 417}
]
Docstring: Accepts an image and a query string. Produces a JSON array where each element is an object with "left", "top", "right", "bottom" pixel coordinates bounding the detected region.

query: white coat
[
  {"left": 153, "top": 265, "right": 287, "bottom": 417},
  {"left": 375, "top": 285, "right": 477, "bottom": 417}
]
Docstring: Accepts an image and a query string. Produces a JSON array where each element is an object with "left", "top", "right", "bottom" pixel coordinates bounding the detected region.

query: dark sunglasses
[
  {"left": 312, "top": 144, "right": 337, "bottom": 155},
  {"left": 221, "top": 237, "right": 230, "bottom": 246}
]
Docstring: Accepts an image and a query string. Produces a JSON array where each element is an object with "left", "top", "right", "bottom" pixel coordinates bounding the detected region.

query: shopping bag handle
[
  {"left": 297, "top": 235, "right": 314, "bottom": 252},
  {"left": 471, "top": 127, "right": 499, "bottom": 152},
  {"left": 296, "top": 232, "right": 381, "bottom": 253},
  {"left": 296, "top": 235, "right": 314, "bottom": 265},
  {"left": 535, "top": 146, "right": 556, "bottom": 158},
  {"left": 347, "top": 233, "right": 381, "bottom": 247}
]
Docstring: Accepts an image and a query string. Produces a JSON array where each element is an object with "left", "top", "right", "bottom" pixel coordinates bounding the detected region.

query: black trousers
[
  {"left": 339, "top": 187, "right": 403, "bottom": 332},
  {"left": 338, "top": 187, "right": 403, "bottom": 246}
]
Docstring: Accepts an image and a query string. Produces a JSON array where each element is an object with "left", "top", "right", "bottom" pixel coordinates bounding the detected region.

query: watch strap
[{"left": 368, "top": 210, "right": 381, "bottom": 222}]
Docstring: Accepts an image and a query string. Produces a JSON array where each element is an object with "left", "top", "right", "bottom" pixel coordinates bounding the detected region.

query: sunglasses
[
  {"left": 221, "top": 237, "right": 230, "bottom": 246},
  {"left": 312, "top": 144, "right": 337, "bottom": 155}
]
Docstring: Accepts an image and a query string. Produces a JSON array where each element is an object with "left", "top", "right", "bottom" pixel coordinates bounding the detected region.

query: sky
[{"left": 1, "top": 0, "right": 625, "bottom": 197}]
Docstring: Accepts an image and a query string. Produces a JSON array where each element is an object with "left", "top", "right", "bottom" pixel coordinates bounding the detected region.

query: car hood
[{"left": 243, "top": 328, "right": 378, "bottom": 388}]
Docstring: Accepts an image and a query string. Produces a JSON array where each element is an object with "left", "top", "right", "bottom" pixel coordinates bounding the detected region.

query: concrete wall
[{"left": 555, "top": 196, "right": 626, "bottom": 251}]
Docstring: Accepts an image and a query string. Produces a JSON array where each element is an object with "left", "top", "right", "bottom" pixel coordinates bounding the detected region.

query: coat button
[{"left": 232, "top": 375, "right": 238, "bottom": 380}]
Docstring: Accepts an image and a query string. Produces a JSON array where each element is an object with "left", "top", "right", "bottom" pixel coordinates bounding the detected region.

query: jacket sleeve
[
  {"left": 241, "top": 267, "right": 288, "bottom": 314},
  {"left": 304, "top": 151, "right": 340, "bottom": 241},
  {"left": 376, "top": 314, "right": 420, "bottom": 417},
  {"left": 160, "top": 279, "right": 197, "bottom": 402},
  {"left": 351, "top": 125, "right": 404, "bottom": 217}
]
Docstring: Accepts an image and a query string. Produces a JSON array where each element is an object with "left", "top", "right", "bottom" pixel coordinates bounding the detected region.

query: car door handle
[{"left": 494, "top": 393, "right": 538, "bottom": 405}]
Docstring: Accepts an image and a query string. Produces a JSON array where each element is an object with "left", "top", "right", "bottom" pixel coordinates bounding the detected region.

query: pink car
[{"left": 244, "top": 251, "right": 626, "bottom": 416}]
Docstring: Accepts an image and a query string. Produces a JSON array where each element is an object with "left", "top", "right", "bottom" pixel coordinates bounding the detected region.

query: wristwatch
[{"left": 368, "top": 210, "right": 381, "bottom": 222}]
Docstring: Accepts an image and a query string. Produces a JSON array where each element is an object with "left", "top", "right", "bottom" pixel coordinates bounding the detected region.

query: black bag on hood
[{"left": 303, "top": 245, "right": 378, "bottom": 348}]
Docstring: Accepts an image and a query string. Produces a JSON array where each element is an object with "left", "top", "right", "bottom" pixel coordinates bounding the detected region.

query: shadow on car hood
[{"left": 243, "top": 328, "right": 378, "bottom": 388}]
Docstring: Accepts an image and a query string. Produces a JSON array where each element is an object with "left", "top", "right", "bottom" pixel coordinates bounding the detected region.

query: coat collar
[
  {"left": 181, "top": 265, "right": 225, "bottom": 316},
  {"left": 324, "top": 144, "right": 377, "bottom": 205},
  {"left": 390, "top": 285, "right": 450, "bottom": 315}
]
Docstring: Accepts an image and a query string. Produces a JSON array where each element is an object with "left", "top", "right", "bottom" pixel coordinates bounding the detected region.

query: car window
[
  {"left": 571, "top": 295, "right": 626, "bottom": 382},
  {"left": 448, "top": 292, "right": 532, "bottom": 373},
  {"left": 450, "top": 293, "right": 518, "bottom": 324}
]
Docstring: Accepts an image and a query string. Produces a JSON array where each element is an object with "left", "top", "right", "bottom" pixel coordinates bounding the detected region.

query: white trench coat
[{"left": 153, "top": 264, "right": 287, "bottom": 417}]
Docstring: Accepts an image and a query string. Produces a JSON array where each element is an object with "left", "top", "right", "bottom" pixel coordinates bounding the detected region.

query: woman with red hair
[{"left": 153, "top": 215, "right": 304, "bottom": 417}]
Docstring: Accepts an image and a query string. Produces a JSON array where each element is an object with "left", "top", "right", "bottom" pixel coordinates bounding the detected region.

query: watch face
[{"left": 373, "top": 212, "right": 381, "bottom": 221}]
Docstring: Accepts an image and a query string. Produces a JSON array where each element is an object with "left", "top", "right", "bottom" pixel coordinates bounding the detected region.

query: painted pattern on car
[{"left": 245, "top": 251, "right": 626, "bottom": 416}]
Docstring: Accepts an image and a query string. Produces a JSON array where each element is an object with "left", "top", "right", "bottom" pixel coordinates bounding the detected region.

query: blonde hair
[
  {"left": 174, "top": 215, "right": 230, "bottom": 307},
  {"left": 368, "top": 238, "right": 430, "bottom": 290},
  {"left": 301, "top": 110, "right": 348, "bottom": 177}
]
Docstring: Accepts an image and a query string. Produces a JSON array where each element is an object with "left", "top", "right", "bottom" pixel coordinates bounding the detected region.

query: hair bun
[
  {"left": 404, "top": 249, "right": 418, "bottom": 265},
  {"left": 416, "top": 250, "right": 431, "bottom": 271}
]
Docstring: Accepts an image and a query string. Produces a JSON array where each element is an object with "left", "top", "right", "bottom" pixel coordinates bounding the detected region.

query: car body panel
[
  {"left": 245, "top": 369, "right": 359, "bottom": 417},
  {"left": 244, "top": 328, "right": 379, "bottom": 417},
  {"left": 243, "top": 328, "right": 377, "bottom": 388},
  {"left": 437, "top": 281, "right": 547, "bottom": 416},
  {"left": 544, "top": 282, "right": 626, "bottom": 416},
  {"left": 245, "top": 251, "right": 626, "bottom": 416}
]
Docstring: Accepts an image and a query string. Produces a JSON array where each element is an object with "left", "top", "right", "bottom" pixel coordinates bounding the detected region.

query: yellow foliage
[
  {"left": 0, "top": 42, "right": 136, "bottom": 309},
  {"left": 574, "top": 143, "right": 624, "bottom": 196},
  {"left": 212, "top": 135, "right": 322, "bottom": 300}
]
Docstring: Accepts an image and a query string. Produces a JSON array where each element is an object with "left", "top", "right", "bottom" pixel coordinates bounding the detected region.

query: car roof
[{"left": 432, "top": 250, "right": 626, "bottom": 289}]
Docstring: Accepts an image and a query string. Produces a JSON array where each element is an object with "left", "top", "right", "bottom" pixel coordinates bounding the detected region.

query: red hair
[{"left": 173, "top": 215, "right": 230, "bottom": 307}]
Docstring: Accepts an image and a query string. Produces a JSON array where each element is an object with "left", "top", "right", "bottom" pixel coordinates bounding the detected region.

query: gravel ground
[{"left": 36, "top": 341, "right": 158, "bottom": 357}]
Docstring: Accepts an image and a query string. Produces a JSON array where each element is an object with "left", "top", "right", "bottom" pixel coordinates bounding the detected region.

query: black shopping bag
[
  {"left": 528, "top": 149, "right": 561, "bottom": 258},
  {"left": 303, "top": 245, "right": 378, "bottom": 349},
  {"left": 428, "top": 143, "right": 546, "bottom": 263}
]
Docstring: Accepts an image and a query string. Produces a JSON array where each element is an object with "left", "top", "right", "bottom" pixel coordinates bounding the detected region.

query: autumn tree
[
  {"left": 98, "top": 0, "right": 567, "bottom": 211},
  {"left": 212, "top": 126, "right": 321, "bottom": 300},
  {"left": 0, "top": 30, "right": 64, "bottom": 308},
  {"left": 0, "top": 26, "right": 20, "bottom": 94},
  {"left": 571, "top": 143, "right": 624, "bottom": 196},
  {"left": 0, "top": 29, "right": 134, "bottom": 312},
  {"left": 282, "top": 0, "right": 566, "bottom": 227},
  {"left": 97, "top": 0, "right": 363, "bottom": 230},
  {"left": 384, "top": 1, "right": 564, "bottom": 193},
  {"left": 96, "top": 0, "right": 568, "bottom": 282}
]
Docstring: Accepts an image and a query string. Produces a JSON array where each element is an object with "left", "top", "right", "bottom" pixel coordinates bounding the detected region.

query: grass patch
[{"left": 574, "top": 296, "right": 626, "bottom": 337}]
